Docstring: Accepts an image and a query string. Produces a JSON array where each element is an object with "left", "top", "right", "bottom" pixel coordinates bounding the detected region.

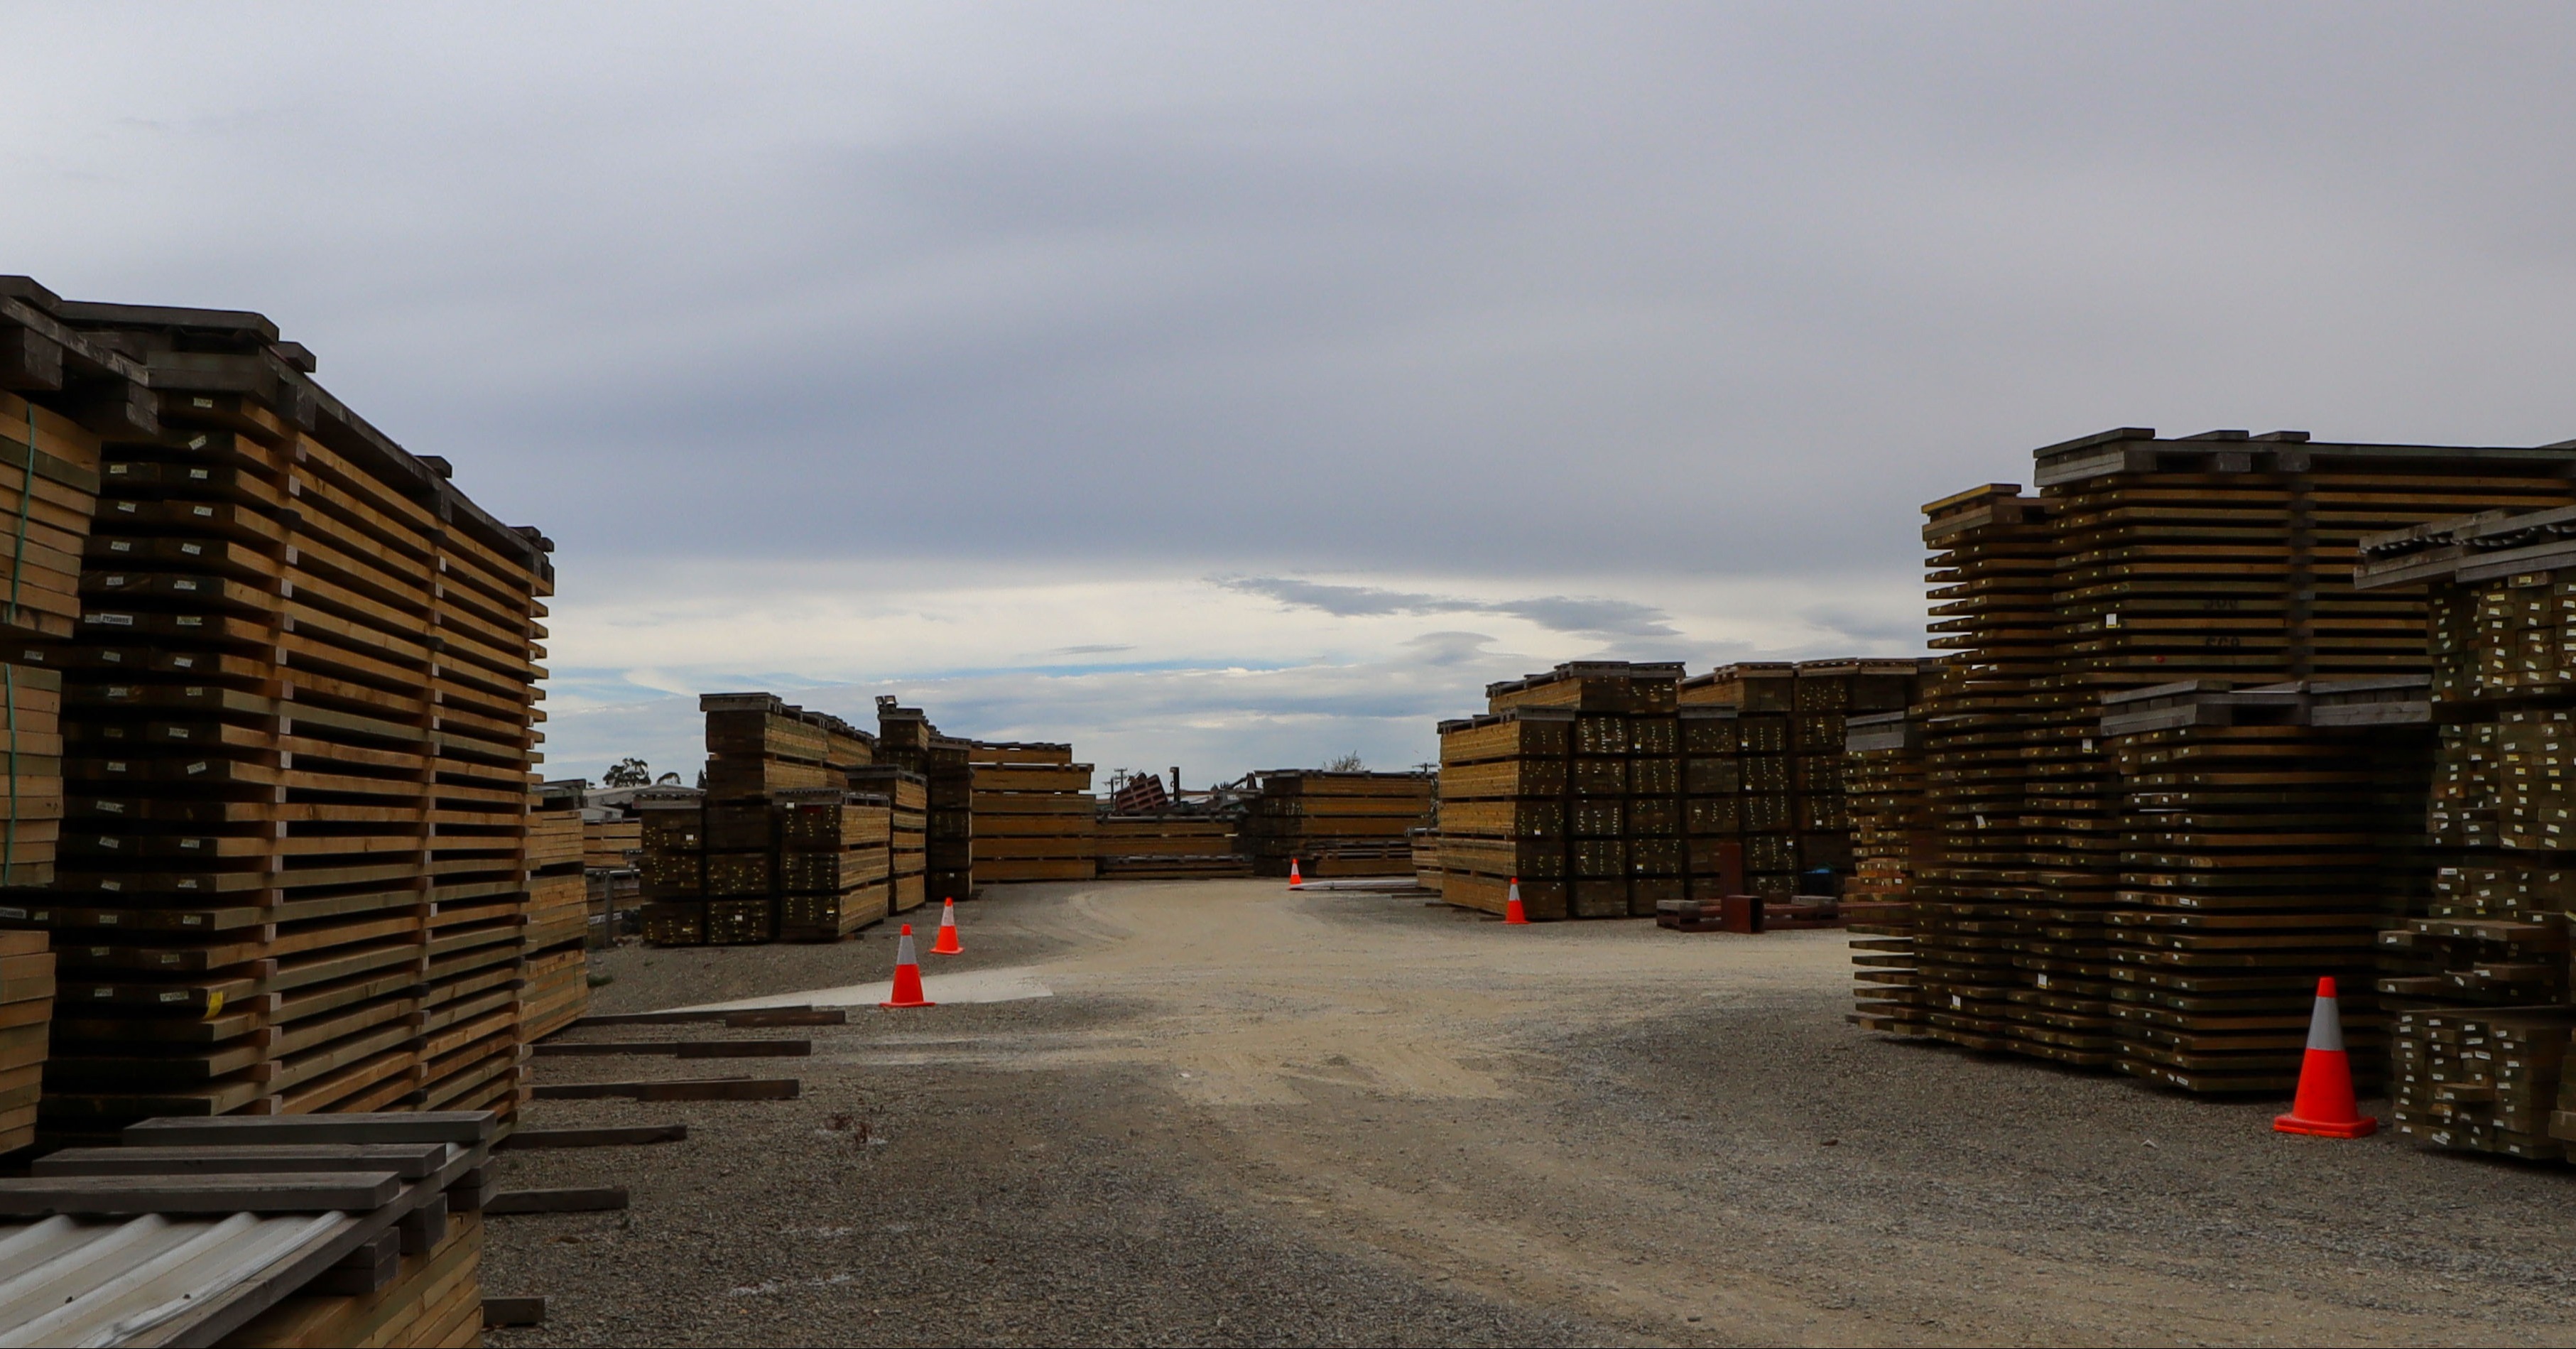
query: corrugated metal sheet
[{"left": 0, "top": 1210, "right": 349, "bottom": 1348}]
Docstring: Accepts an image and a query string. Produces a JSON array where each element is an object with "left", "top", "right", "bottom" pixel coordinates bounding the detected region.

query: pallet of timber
[
  {"left": 640, "top": 900, "right": 705, "bottom": 947},
  {"left": 0, "top": 291, "right": 553, "bottom": 1142},
  {"left": 582, "top": 815, "right": 641, "bottom": 869},
  {"left": 700, "top": 693, "right": 874, "bottom": 801},
  {"left": 971, "top": 744, "right": 1096, "bottom": 882},
  {"left": 1411, "top": 828, "right": 1441, "bottom": 893},
  {"left": 517, "top": 787, "right": 589, "bottom": 1056},
  {"left": 843, "top": 768, "right": 928, "bottom": 911},
  {"left": 0, "top": 929, "right": 50, "bottom": 1154},
  {"left": 1844, "top": 707, "right": 1933, "bottom": 1034},
  {"left": 1094, "top": 815, "right": 1246, "bottom": 879},
  {"left": 1241, "top": 769, "right": 1433, "bottom": 879},
  {"left": 2390, "top": 1005, "right": 2576, "bottom": 1161},
  {"left": 775, "top": 790, "right": 893, "bottom": 940}
]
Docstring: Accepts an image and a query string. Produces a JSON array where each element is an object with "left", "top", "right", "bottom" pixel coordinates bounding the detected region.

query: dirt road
[{"left": 483, "top": 880, "right": 2576, "bottom": 1347}]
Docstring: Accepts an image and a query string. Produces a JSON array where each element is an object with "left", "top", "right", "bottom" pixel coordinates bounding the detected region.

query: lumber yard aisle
[{"left": 482, "top": 879, "right": 2576, "bottom": 1348}]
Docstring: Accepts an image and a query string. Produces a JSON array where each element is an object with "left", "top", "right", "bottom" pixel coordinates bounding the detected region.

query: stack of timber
[
  {"left": 1656, "top": 893, "right": 1845, "bottom": 933},
  {"left": 1906, "top": 484, "right": 2062, "bottom": 1054},
  {"left": 1410, "top": 827, "right": 1441, "bottom": 892},
  {"left": 775, "top": 789, "right": 893, "bottom": 940},
  {"left": 581, "top": 813, "right": 639, "bottom": 868},
  {"left": 1245, "top": 769, "right": 1438, "bottom": 881},
  {"left": 634, "top": 788, "right": 709, "bottom": 946},
  {"left": 1095, "top": 816, "right": 1248, "bottom": 879},
  {"left": 2357, "top": 505, "right": 2576, "bottom": 1159},
  {"left": 2096, "top": 676, "right": 2430, "bottom": 1093},
  {"left": 1681, "top": 659, "right": 1925, "bottom": 898},
  {"left": 875, "top": 699, "right": 973, "bottom": 901},
  {"left": 0, "top": 930, "right": 48, "bottom": 1154},
  {"left": 969, "top": 742, "right": 1097, "bottom": 882},
  {"left": 699, "top": 692, "right": 872, "bottom": 801},
  {"left": 1844, "top": 708, "right": 1933, "bottom": 1032},
  {"left": 0, "top": 286, "right": 554, "bottom": 1141},
  {"left": 0, "top": 1109, "right": 496, "bottom": 1347},
  {"left": 844, "top": 766, "right": 928, "bottom": 912},
  {"left": 1435, "top": 707, "right": 1572, "bottom": 917},
  {"left": 1901, "top": 428, "right": 2576, "bottom": 1083},
  {"left": 517, "top": 784, "right": 587, "bottom": 1049}
]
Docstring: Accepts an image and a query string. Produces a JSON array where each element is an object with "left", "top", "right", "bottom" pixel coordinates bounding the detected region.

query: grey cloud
[
  {"left": 1220, "top": 577, "right": 1678, "bottom": 638},
  {"left": 1055, "top": 644, "right": 1135, "bottom": 656}
]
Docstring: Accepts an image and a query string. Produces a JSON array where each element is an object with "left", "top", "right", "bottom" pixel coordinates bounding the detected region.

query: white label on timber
[
  {"left": 186, "top": 687, "right": 202, "bottom": 696},
  {"left": 189, "top": 468, "right": 208, "bottom": 480},
  {"left": 93, "top": 988, "right": 109, "bottom": 997},
  {"left": 172, "top": 656, "right": 192, "bottom": 668},
  {"left": 187, "top": 762, "right": 207, "bottom": 774},
  {"left": 178, "top": 617, "right": 202, "bottom": 627},
  {"left": 99, "top": 880, "right": 119, "bottom": 891},
  {"left": 107, "top": 686, "right": 127, "bottom": 697},
  {"left": 167, "top": 728, "right": 189, "bottom": 739},
  {"left": 190, "top": 432, "right": 210, "bottom": 445},
  {"left": 98, "top": 838, "right": 118, "bottom": 849},
  {"left": 92, "top": 614, "right": 131, "bottom": 626},
  {"left": 181, "top": 915, "right": 200, "bottom": 925},
  {"left": 192, "top": 505, "right": 212, "bottom": 516},
  {"left": 106, "top": 762, "right": 124, "bottom": 772},
  {"left": 179, "top": 879, "right": 197, "bottom": 889},
  {"left": 114, "top": 501, "right": 134, "bottom": 512},
  {"left": 182, "top": 543, "right": 201, "bottom": 556},
  {"left": 182, "top": 838, "right": 200, "bottom": 850},
  {"left": 97, "top": 801, "right": 121, "bottom": 813},
  {"left": 175, "top": 580, "right": 197, "bottom": 592},
  {"left": 160, "top": 990, "right": 185, "bottom": 1002},
  {"left": 109, "top": 541, "right": 130, "bottom": 553},
  {"left": 97, "top": 913, "right": 114, "bottom": 923}
]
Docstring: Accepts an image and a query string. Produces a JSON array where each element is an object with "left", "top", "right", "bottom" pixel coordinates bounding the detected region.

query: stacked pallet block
[
  {"left": 2096, "top": 677, "right": 2430, "bottom": 1093},
  {"left": 519, "top": 786, "right": 588, "bottom": 1044},
  {"left": 0, "top": 288, "right": 553, "bottom": 1142},
  {"left": 636, "top": 788, "right": 709, "bottom": 945},
  {"left": 1895, "top": 428, "right": 2576, "bottom": 1090},
  {"left": 0, "top": 930, "right": 47, "bottom": 1153},
  {"left": 2356, "top": 506, "right": 2576, "bottom": 1158},
  {"left": 874, "top": 699, "right": 974, "bottom": 901},
  {"left": 1683, "top": 663, "right": 1792, "bottom": 893},
  {"left": 1681, "top": 659, "right": 1923, "bottom": 897},
  {"left": 1411, "top": 827, "right": 1441, "bottom": 891},
  {"left": 1246, "top": 769, "right": 1440, "bottom": 881},
  {"left": 1844, "top": 709, "right": 1931, "bottom": 1032},
  {"left": 969, "top": 742, "right": 1097, "bottom": 882},
  {"left": 847, "top": 766, "right": 928, "bottom": 912},
  {"left": 582, "top": 813, "right": 640, "bottom": 868},
  {"left": 700, "top": 692, "right": 874, "bottom": 800},
  {"left": 1435, "top": 707, "right": 1574, "bottom": 918},
  {"left": 776, "top": 789, "right": 893, "bottom": 940},
  {"left": 1096, "top": 816, "right": 1249, "bottom": 879}
]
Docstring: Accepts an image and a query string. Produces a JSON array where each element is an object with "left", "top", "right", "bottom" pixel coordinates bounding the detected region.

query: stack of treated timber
[
  {"left": 700, "top": 692, "right": 873, "bottom": 800},
  {"left": 518, "top": 784, "right": 588, "bottom": 1046},
  {"left": 874, "top": 699, "right": 974, "bottom": 901},
  {"left": 2357, "top": 506, "right": 2576, "bottom": 1158},
  {"left": 2097, "top": 677, "right": 2429, "bottom": 1093},
  {"left": 1435, "top": 708, "right": 1572, "bottom": 918},
  {"left": 0, "top": 288, "right": 553, "bottom": 1140},
  {"left": 636, "top": 788, "right": 709, "bottom": 946},
  {"left": 1411, "top": 827, "right": 1441, "bottom": 892},
  {"left": 701, "top": 796, "right": 776, "bottom": 944},
  {"left": 776, "top": 789, "right": 892, "bottom": 939},
  {"left": 0, "top": 930, "right": 47, "bottom": 1154},
  {"left": 1683, "top": 663, "right": 1791, "bottom": 892},
  {"left": 582, "top": 813, "right": 640, "bottom": 868},
  {"left": 1844, "top": 708, "right": 1931, "bottom": 1032},
  {"left": 1096, "top": 816, "right": 1248, "bottom": 879},
  {"left": 1678, "top": 704, "right": 1743, "bottom": 905},
  {"left": 1244, "top": 769, "right": 1437, "bottom": 880},
  {"left": 845, "top": 766, "right": 928, "bottom": 912},
  {"left": 969, "top": 742, "right": 1096, "bottom": 882}
]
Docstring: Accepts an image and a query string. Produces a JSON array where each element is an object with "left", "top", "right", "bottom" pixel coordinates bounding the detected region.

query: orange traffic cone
[
  {"left": 2274, "top": 976, "right": 2374, "bottom": 1138},
  {"left": 930, "top": 898, "right": 963, "bottom": 955},
  {"left": 1288, "top": 859, "right": 1303, "bottom": 889},
  {"left": 880, "top": 924, "right": 935, "bottom": 1009},
  {"left": 1504, "top": 877, "right": 1530, "bottom": 926}
]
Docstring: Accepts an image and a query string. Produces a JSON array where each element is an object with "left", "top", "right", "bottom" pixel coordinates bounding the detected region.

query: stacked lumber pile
[
  {"left": 2096, "top": 676, "right": 2429, "bottom": 1093},
  {"left": 845, "top": 766, "right": 928, "bottom": 912},
  {"left": 0, "top": 1109, "right": 496, "bottom": 1347},
  {"left": 1656, "top": 894, "right": 1844, "bottom": 933},
  {"left": 582, "top": 814, "right": 640, "bottom": 868},
  {"left": 1436, "top": 707, "right": 1573, "bottom": 918},
  {"left": 0, "top": 286, "right": 553, "bottom": 1142},
  {"left": 636, "top": 788, "right": 709, "bottom": 946},
  {"left": 1894, "top": 428, "right": 2576, "bottom": 1090},
  {"left": 1411, "top": 828, "right": 1441, "bottom": 892},
  {"left": 1844, "top": 708, "right": 1933, "bottom": 1031},
  {"left": 0, "top": 930, "right": 48, "bottom": 1154},
  {"left": 875, "top": 699, "right": 974, "bottom": 901},
  {"left": 582, "top": 868, "right": 635, "bottom": 948},
  {"left": 700, "top": 692, "right": 873, "bottom": 799},
  {"left": 1678, "top": 660, "right": 1924, "bottom": 898},
  {"left": 1244, "top": 769, "right": 1436, "bottom": 881},
  {"left": 518, "top": 785, "right": 588, "bottom": 1046},
  {"left": 1096, "top": 816, "right": 1248, "bottom": 879},
  {"left": 776, "top": 789, "right": 893, "bottom": 940},
  {"left": 2355, "top": 506, "right": 2576, "bottom": 1157},
  {"left": 969, "top": 742, "right": 1097, "bottom": 882}
]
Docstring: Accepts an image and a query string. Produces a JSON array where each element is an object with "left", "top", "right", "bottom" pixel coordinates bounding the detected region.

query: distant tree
[
  {"left": 1323, "top": 752, "right": 1366, "bottom": 772},
  {"left": 602, "top": 757, "right": 653, "bottom": 788},
  {"left": 654, "top": 771, "right": 683, "bottom": 786}
]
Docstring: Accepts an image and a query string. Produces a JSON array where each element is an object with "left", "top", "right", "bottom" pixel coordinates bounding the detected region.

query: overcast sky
[{"left": 7, "top": 2, "right": 2575, "bottom": 784}]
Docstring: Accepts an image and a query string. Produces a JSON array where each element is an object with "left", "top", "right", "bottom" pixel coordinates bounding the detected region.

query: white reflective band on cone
[
  {"left": 2307, "top": 990, "right": 2345, "bottom": 1052},
  {"left": 896, "top": 933, "right": 918, "bottom": 965}
]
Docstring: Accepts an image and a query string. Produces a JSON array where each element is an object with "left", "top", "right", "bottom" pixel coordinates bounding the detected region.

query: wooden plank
[
  {"left": 125, "top": 1110, "right": 496, "bottom": 1146},
  {"left": 32, "top": 1142, "right": 449, "bottom": 1179},
  {"left": 0, "top": 1169, "right": 401, "bottom": 1214},
  {"left": 500, "top": 1124, "right": 688, "bottom": 1149},
  {"left": 533, "top": 1039, "right": 809, "bottom": 1058},
  {"left": 484, "top": 1296, "right": 549, "bottom": 1328},
  {"left": 530, "top": 1076, "right": 800, "bottom": 1102},
  {"left": 484, "top": 1186, "right": 628, "bottom": 1215}
]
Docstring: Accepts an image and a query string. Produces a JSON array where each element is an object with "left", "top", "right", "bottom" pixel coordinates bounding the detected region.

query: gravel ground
[{"left": 482, "top": 881, "right": 2576, "bottom": 1347}]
